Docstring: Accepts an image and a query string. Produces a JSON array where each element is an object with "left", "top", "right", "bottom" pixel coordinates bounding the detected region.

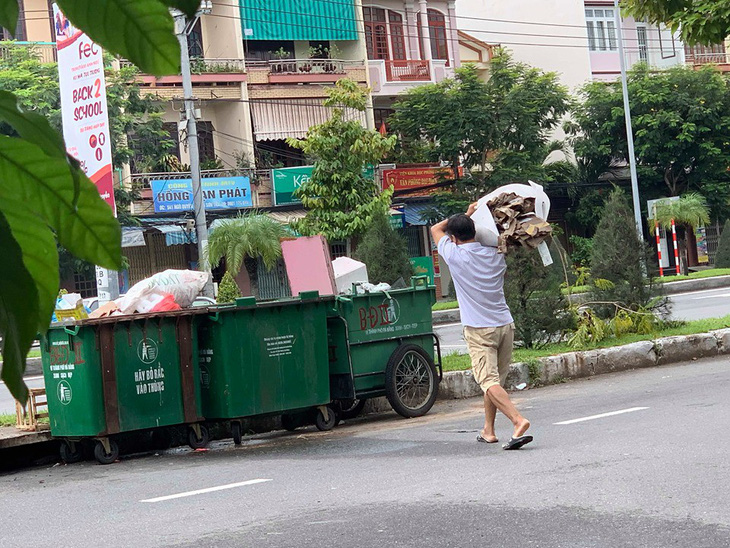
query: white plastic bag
[
  {"left": 116, "top": 270, "right": 209, "bottom": 314},
  {"left": 471, "top": 181, "right": 551, "bottom": 248}
]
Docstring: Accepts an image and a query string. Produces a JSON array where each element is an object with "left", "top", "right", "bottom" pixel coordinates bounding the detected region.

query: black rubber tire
[
  {"left": 60, "top": 441, "right": 83, "bottom": 464},
  {"left": 93, "top": 439, "right": 119, "bottom": 465},
  {"left": 187, "top": 424, "right": 210, "bottom": 449},
  {"left": 231, "top": 421, "right": 242, "bottom": 446},
  {"left": 315, "top": 406, "right": 337, "bottom": 431},
  {"left": 385, "top": 344, "right": 439, "bottom": 418},
  {"left": 337, "top": 399, "right": 367, "bottom": 420},
  {"left": 281, "top": 413, "right": 302, "bottom": 432}
]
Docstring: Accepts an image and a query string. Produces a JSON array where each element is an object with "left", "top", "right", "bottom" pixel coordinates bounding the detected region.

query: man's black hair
[{"left": 445, "top": 214, "right": 476, "bottom": 242}]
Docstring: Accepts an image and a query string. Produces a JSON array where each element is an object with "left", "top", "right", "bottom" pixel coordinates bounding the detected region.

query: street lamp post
[{"left": 614, "top": 0, "right": 644, "bottom": 242}]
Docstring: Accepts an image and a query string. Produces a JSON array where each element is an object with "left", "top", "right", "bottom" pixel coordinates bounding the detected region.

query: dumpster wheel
[
  {"left": 385, "top": 344, "right": 439, "bottom": 418},
  {"left": 315, "top": 405, "right": 337, "bottom": 431},
  {"left": 188, "top": 424, "right": 210, "bottom": 450},
  {"left": 231, "top": 421, "right": 243, "bottom": 446},
  {"left": 60, "top": 441, "right": 84, "bottom": 464},
  {"left": 94, "top": 438, "right": 119, "bottom": 465},
  {"left": 337, "top": 399, "right": 367, "bottom": 421}
]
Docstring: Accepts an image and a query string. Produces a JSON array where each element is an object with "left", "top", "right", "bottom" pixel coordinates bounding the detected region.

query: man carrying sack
[{"left": 431, "top": 203, "right": 533, "bottom": 450}]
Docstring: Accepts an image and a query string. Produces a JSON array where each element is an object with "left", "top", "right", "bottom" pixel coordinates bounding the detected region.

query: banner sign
[
  {"left": 382, "top": 165, "right": 463, "bottom": 193},
  {"left": 390, "top": 204, "right": 405, "bottom": 229},
  {"left": 151, "top": 177, "right": 252, "bottom": 213},
  {"left": 272, "top": 165, "right": 376, "bottom": 206},
  {"left": 54, "top": 4, "right": 115, "bottom": 214}
]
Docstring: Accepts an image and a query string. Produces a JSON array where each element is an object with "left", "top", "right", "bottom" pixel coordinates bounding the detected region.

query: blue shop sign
[{"left": 151, "top": 176, "right": 252, "bottom": 213}]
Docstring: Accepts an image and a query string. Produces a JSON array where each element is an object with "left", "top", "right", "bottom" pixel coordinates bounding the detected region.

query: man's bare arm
[{"left": 431, "top": 219, "right": 448, "bottom": 243}]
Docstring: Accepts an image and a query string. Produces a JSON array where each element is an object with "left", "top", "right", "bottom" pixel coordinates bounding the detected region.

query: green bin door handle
[
  {"left": 208, "top": 312, "right": 222, "bottom": 323},
  {"left": 64, "top": 325, "right": 80, "bottom": 336}
]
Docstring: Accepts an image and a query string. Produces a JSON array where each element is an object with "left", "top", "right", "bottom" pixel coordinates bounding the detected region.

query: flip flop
[
  {"left": 502, "top": 435, "right": 533, "bottom": 450},
  {"left": 476, "top": 434, "right": 498, "bottom": 444}
]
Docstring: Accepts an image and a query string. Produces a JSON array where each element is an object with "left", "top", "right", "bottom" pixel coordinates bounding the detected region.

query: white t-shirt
[{"left": 438, "top": 236, "right": 513, "bottom": 328}]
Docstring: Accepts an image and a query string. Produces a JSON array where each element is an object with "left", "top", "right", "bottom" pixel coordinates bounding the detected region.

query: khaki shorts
[{"left": 463, "top": 323, "right": 515, "bottom": 393}]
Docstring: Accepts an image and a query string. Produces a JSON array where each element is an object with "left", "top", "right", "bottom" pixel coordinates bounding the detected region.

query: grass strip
[{"left": 442, "top": 314, "right": 730, "bottom": 372}]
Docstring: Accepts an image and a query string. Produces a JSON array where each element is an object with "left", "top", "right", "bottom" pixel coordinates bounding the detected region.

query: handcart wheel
[
  {"left": 315, "top": 406, "right": 337, "bottom": 431},
  {"left": 231, "top": 421, "right": 243, "bottom": 446},
  {"left": 337, "top": 399, "right": 367, "bottom": 421},
  {"left": 188, "top": 424, "right": 210, "bottom": 450},
  {"left": 60, "top": 441, "right": 83, "bottom": 464},
  {"left": 94, "top": 439, "right": 119, "bottom": 465},
  {"left": 385, "top": 344, "right": 439, "bottom": 418}
]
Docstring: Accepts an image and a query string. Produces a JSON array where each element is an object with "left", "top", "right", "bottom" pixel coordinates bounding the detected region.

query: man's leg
[
  {"left": 482, "top": 392, "right": 498, "bottom": 442},
  {"left": 486, "top": 385, "right": 530, "bottom": 438}
]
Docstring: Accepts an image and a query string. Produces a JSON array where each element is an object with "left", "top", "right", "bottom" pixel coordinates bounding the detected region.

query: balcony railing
[
  {"left": 268, "top": 58, "right": 346, "bottom": 75},
  {"left": 688, "top": 52, "right": 729, "bottom": 65},
  {"left": 0, "top": 41, "right": 57, "bottom": 64},
  {"left": 384, "top": 60, "right": 431, "bottom": 82},
  {"left": 120, "top": 57, "right": 246, "bottom": 73}
]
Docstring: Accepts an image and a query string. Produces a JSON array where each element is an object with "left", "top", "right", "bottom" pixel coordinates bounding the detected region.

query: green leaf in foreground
[
  {"left": 0, "top": 0, "right": 19, "bottom": 37},
  {"left": 0, "top": 210, "right": 37, "bottom": 403},
  {"left": 56, "top": 0, "right": 180, "bottom": 76},
  {"left": 0, "top": 136, "right": 122, "bottom": 271}
]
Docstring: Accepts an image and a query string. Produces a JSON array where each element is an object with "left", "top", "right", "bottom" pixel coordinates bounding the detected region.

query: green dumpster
[
  {"left": 329, "top": 277, "right": 441, "bottom": 418},
  {"left": 41, "top": 310, "right": 207, "bottom": 464},
  {"left": 197, "top": 291, "right": 332, "bottom": 443}
]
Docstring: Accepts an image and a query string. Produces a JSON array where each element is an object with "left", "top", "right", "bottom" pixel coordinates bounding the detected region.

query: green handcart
[
  {"left": 325, "top": 276, "right": 442, "bottom": 422},
  {"left": 41, "top": 310, "right": 208, "bottom": 464}
]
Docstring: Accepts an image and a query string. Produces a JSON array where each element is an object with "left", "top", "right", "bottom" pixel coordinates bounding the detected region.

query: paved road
[
  {"left": 435, "top": 286, "right": 730, "bottom": 352},
  {"left": 2, "top": 357, "right": 729, "bottom": 547}
]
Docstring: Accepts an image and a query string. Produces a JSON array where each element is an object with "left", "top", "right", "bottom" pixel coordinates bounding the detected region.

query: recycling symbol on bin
[
  {"left": 138, "top": 338, "right": 159, "bottom": 364},
  {"left": 383, "top": 298, "right": 400, "bottom": 325}
]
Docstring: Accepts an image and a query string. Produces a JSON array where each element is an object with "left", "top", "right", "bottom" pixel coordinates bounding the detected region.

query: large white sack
[
  {"left": 471, "top": 181, "right": 551, "bottom": 247},
  {"left": 116, "top": 269, "right": 209, "bottom": 314}
]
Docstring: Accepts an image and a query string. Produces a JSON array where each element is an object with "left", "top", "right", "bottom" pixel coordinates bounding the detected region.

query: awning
[
  {"left": 251, "top": 99, "right": 367, "bottom": 141},
  {"left": 121, "top": 227, "right": 145, "bottom": 248},
  {"left": 155, "top": 224, "right": 197, "bottom": 246},
  {"left": 403, "top": 202, "right": 433, "bottom": 226}
]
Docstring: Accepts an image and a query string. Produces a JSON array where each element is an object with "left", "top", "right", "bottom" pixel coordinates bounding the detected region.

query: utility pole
[
  {"left": 172, "top": 3, "right": 214, "bottom": 297},
  {"left": 614, "top": 0, "right": 644, "bottom": 242}
]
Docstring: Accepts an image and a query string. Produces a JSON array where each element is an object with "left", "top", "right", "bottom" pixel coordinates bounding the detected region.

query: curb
[
  {"left": 432, "top": 275, "right": 730, "bottom": 325},
  {"left": 436, "top": 329, "right": 730, "bottom": 399}
]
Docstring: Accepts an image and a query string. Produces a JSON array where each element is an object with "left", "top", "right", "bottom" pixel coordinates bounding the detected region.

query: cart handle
[
  {"left": 207, "top": 312, "right": 221, "bottom": 323},
  {"left": 64, "top": 325, "right": 80, "bottom": 336}
]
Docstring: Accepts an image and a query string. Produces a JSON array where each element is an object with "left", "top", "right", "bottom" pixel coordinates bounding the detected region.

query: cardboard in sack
[{"left": 471, "top": 181, "right": 553, "bottom": 266}]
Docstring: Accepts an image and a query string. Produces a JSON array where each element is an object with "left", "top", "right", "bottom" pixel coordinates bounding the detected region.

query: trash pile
[
  {"left": 53, "top": 270, "right": 209, "bottom": 322},
  {"left": 471, "top": 181, "right": 553, "bottom": 266}
]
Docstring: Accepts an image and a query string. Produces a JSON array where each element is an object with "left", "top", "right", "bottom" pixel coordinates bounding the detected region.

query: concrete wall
[
  {"left": 201, "top": 0, "right": 245, "bottom": 59},
  {"left": 23, "top": 0, "right": 52, "bottom": 42}
]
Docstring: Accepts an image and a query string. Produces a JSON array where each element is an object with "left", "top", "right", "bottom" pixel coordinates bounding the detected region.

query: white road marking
[
  {"left": 690, "top": 292, "right": 730, "bottom": 300},
  {"left": 140, "top": 479, "right": 272, "bottom": 503},
  {"left": 554, "top": 407, "right": 649, "bottom": 425}
]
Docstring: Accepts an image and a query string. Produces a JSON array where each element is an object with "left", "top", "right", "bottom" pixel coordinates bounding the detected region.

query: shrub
[
  {"left": 504, "top": 240, "right": 576, "bottom": 349},
  {"left": 354, "top": 212, "right": 413, "bottom": 285},
  {"left": 589, "top": 189, "right": 660, "bottom": 317},
  {"left": 216, "top": 271, "right": 241, "bottom": 303},
  {"left": 715, "top": 220, "right": 730, "bottom": 268},
  {"left": 569, "top": 235, "right": 593, "bottom": 267}
]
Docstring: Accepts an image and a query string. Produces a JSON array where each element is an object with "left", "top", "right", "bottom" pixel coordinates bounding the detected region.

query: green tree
[
  {"left": 0, "top": 0, "right": 202, "bottom": 401},
  {"left": 714, "top": 220, "right": 730, "bottom": 268},
  {"left": 216, "top": 271, "right": 242, "bottom": 303},
  {"left": 622, "top": 0, "right": 730, "bottom": 45},
  {"left": 391, "top": 51, "right": 570, "bottom": 185},
  {"left": 354, "top": 212, "right": 413, "bottom": 285},
  {"left": 504, "top": 241, "right": 575, "bottom": 349},
  {"left": 567, "top": 64, "right": 730, "bottom": 218},
  {"left": 653, "top": 193, "right": 710, "bottom": 274},
  {"left": 590, "top": 189, "right": 655, "bottom": 315},
  {"left": 207, "top": 213, "right": 288, "bottom": 296},
  {"left": 287, "top": 79, "right": 396, "bottom": 241}
]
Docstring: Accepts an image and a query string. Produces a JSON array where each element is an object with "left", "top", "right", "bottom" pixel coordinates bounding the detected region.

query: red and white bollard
[
  {"left": 655, "top": 223, "right": 664, "bottom": 277},
  {"left": 671, "top": 219, "right": 680, "bottom": 275}
]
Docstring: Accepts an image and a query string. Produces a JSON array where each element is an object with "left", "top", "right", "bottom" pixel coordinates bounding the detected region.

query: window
[
  {"left": 73, "top": 272, "right": 97, "bottom": 298},
  {"left": 1, "top": 1, "right": 25, "bottom": 41},
  {"left": 196, "top": 121, "right": 216, "bottom": 165},
  {"left": 389, "top": 12, "right": 406, "bottom": 60},
  {"left": 188, "top": 19, "right": 203, "bottom": 58},
  {"left": 428, "top": 10, "right": 449, "bottom": 61},
  {"left": 330, "top": 241, "right": 348, "bottom": 259},
  {"left": 364, "top": 7, "right": 389, "bottom": 60},
  {"left": 637, "top": 25, "right": 648, "bottom": 61},
  {"left": 162, "top": 122, "right": 181, "bottom": 160},
  {"left": 374, "top": 108, "right": 394, "bottom": 133},
  {"left": 585, "top": 8, "right": 617, "bottom": 51}
]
